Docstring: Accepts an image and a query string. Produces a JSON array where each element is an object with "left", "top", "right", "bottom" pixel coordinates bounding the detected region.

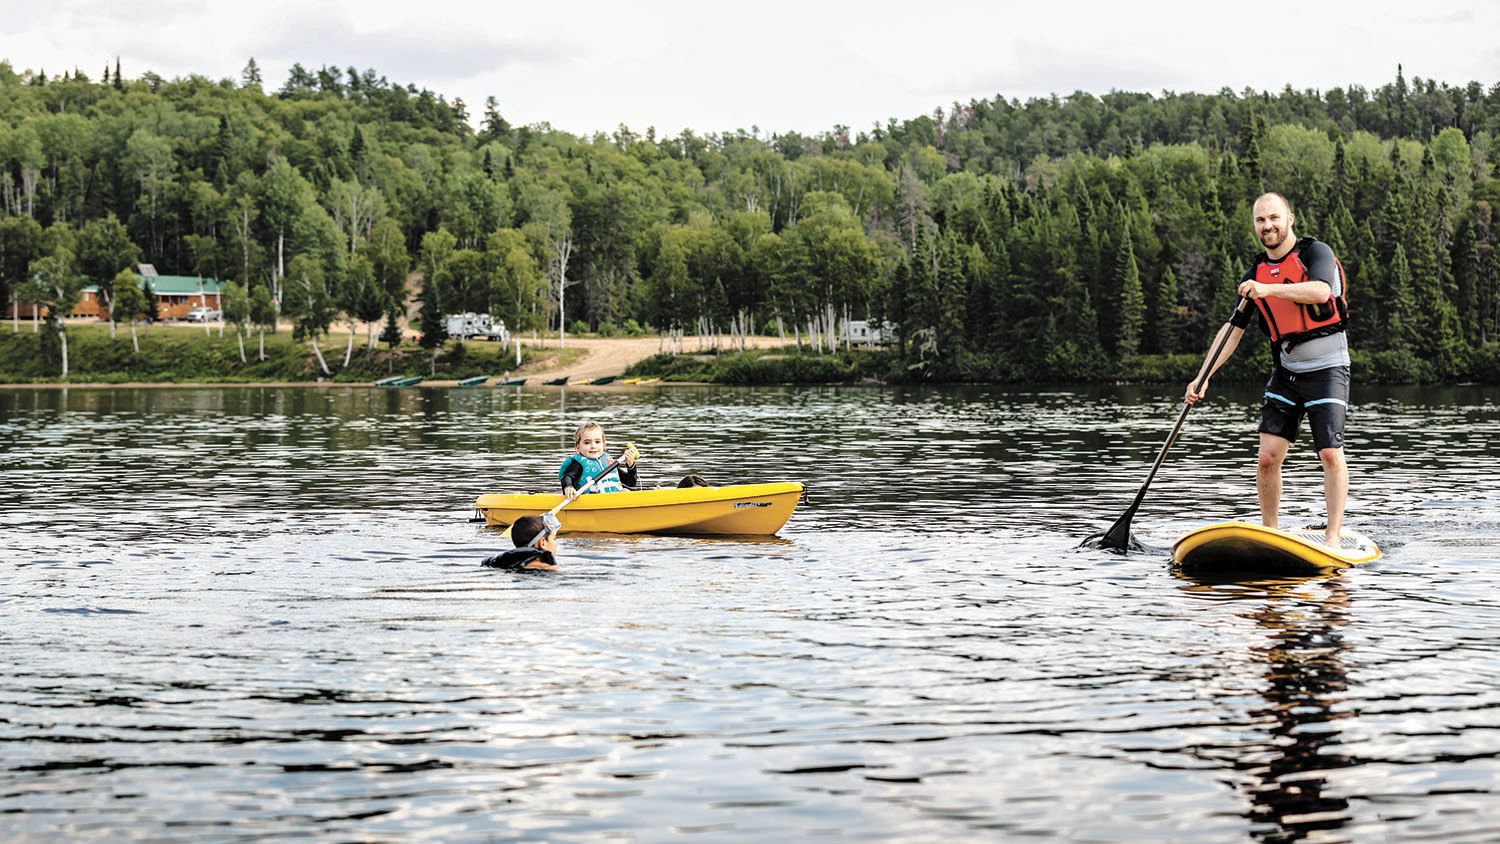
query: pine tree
[
  {"left": 481, "top": 96, "right": 512, "bottom": 143},
  {"left": 417, "top": 274, "right": 446, "bottom": 374},
  {"left": 1115, "top": 227, "right": 1144, "bottom": 357},
  {"left": 1481, "top": 237, "right": 1500, "bottom": 345},
  {"left": 887, "top": 257, "right": 913, "bottom": 356},
  {"left": 1149, "top": 265, "right": 1182, "bottom": 355},
  {"left": 349, "top": 125, "right": 366, "bottom": 183},
  {"left": 909, "top": 225, "right": 938, "bottom": 336},
  {"left": 113, "top": 58, "right": 122, "bottom": 90},
  {"left": 1451, "top": 217, "right": 1482, "bottom": 343},
  {"left": 241, "top": 57, "right": 262, "bottom": 88},
  {"left": 935, "top": 231, "right": 967, "bottom": 367},
  {"left": 986, "top": 235, "right": 1012, "bottom": 355},
  {"left": 1238, "top": 110, "right": 1266, "bottom": 194},
  {"left": 380, "top": 310, "right": 403, "bottom": 350},
  {"left": 1331, "top": 138, "right": 1352, "bottom": 208},
  {"left": 1385, "top": 243, "right": 1417, "bottom": 352},
  {"left": 964, "top": 224, "right": 994, "bottom": 347},
  {"left": 1208, "top": 246, "right": 1240, "bottom": 326}
]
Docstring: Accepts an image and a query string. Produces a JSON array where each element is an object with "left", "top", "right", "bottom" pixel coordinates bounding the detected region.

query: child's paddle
[{"left": 497, "top": 451, "right": 629, "bottom": 540}]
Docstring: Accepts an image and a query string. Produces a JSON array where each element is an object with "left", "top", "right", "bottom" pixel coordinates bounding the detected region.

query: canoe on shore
[
  {"left": 457, "top": 375, "right": 489, "bottom": 386},
  {"left": 495, "top": 377, "right": 527, "bottom": 386},
  {"left": 1172, "top": 521, "right": 1381, "bottom": 576},
  {"left": 541, "top": 376, "right": 569, "bottom": 386},
  {"left": 474, "top": 482, "right": 804, "bottom": 536}
]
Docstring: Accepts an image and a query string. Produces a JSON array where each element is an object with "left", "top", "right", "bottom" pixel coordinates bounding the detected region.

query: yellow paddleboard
[{"left": 1172, "top": 521, "right": 1380, "bottom": 576}]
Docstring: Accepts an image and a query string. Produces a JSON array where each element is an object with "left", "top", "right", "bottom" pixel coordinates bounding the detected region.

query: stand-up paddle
[
  {"left": 1082, "top": 298, "right": 1249, "bottom": 552},
  {"left": 498, "top": 450, "right": 629, "bottom": 541}
]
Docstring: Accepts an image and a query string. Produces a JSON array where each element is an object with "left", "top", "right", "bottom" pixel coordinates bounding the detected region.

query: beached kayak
[
  {"left": 1172, "top": 521, "right": 1381, "bottom": 576},
  {"left": 474, "top": 482, "right": 804, "bottom": 535}
]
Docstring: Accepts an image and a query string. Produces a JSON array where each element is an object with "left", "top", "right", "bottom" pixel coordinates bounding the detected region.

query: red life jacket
[{"left": 1252, "top": 237, "right": 1347, "bottom": 346}]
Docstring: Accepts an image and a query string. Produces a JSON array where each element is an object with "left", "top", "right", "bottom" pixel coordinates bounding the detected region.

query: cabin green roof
[
  {"left": 82, "top": 275, "right": 221, "bottom": 295},
  {"left": 138, "top": 275, "right": 221, "bottom": 295}
]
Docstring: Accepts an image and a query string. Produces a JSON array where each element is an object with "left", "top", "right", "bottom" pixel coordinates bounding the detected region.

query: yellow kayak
[
  {"left": 1172, "top": 521, "right": 1381, "bottom": 575},
  {"left": 475, "top": 482, "right": 804, "bottom": 536}
]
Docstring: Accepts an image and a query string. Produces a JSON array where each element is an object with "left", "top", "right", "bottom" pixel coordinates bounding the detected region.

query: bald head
[{"left": 1255, "top": 192, "right": 1292, "bottom": 217}]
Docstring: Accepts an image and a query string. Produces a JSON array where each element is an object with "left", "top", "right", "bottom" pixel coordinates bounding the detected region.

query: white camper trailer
[{"left": 445, "top": 313, "right": 509, "bottom": 342}]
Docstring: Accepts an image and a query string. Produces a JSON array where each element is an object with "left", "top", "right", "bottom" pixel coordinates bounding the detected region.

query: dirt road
[{"left": 514, "top": 335, "right": 785, "bottom": 382}]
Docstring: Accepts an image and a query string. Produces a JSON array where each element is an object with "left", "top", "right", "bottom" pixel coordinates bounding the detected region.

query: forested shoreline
[{"left": 2, "top": 59, "right": 1498, "bottom": 384}]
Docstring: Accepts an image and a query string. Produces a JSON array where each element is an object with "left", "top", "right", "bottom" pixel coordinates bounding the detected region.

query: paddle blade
[{"left": 1079, "top": 508, "right": 1144, "bottom": 553}]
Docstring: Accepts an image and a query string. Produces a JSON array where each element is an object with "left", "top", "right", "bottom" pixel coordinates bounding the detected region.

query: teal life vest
[{"left": 559, "top": 454, "right": 623, "bottom": 494}]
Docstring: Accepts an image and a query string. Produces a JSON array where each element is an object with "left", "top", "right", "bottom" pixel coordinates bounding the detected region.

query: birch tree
[
  {"left": 327, "top": 178, "right": 386, "bottom": 255},
  {"left": 554, "top": 235, "right": 575, "bottom": 347},
  {"left": 30, "top": 254, "right": 82, "bottom": 377},
  {"left": 284, "top": 254, "right": 336, "bottom": 376},
  {"left": 112, "top": 269, "right": 149, "bottom": 353}
]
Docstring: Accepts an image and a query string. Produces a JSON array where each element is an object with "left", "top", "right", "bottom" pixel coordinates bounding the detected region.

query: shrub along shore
[{"left": 0, "top": 323, "right": 560, "bottom": 385}]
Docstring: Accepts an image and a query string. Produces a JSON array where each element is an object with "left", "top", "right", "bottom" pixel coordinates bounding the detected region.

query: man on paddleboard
[{"left": 1184, "top": 192, "right": 1352, "bottom": 547}]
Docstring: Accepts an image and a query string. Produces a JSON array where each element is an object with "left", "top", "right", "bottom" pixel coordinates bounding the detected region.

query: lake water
[{"left": 3, "top": 382, "right": 1499, "bottom": 842}]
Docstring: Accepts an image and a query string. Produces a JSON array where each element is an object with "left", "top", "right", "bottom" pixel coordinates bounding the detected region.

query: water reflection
[{"left": 1178, "top": 573, "right": 1353, "bottom": 841}]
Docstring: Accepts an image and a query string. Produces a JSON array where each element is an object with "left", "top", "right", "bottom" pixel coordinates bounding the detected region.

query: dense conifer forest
[{"left": 2, "top": 58, "right": 1498, "bottom": 382}]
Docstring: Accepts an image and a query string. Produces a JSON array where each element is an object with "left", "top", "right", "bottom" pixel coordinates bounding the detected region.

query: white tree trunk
[
  {"left": 130, "top": 320, "right": 139, "bottom": 353},
  {"left": 343, "top": 325, "right": 355, "bottom": 368},
  {"left": 273, "top": 234, "right": 285, "bottom": 324},
  {"left": 310, "top": 336, "right": 331, "bottom": 375},
  {"left": 60, "top": 330, "right": 69, "bottom": 378},
  {"left": 236, "top": 330, "right": 246, "bottom": 363},
  {"left": 553, "top": 236, "right": 573, "bottom": 349}
]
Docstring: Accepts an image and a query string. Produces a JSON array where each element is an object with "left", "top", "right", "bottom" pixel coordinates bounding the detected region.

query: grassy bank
[
  {"left": 624, "top": 343, "right": 1500, "bottom": 386},
  {"left": 0, "top": 323, "right": 569, "bottom": 384},
  {"left": 624, "top": 346, "right": 1249, "bottom": 386}
]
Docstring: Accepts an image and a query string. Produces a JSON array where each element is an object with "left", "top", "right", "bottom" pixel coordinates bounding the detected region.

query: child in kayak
[
  {"left": 482, "top": 514, "right": 559, "bottom": 571},
  {"left": 560, "top": 420, "right": 639, "bottom": 499}
]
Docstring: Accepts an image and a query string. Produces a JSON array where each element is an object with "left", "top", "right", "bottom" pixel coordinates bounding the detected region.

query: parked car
[{"left": 186, "top": 306, "right": 221, "bottom": 322}]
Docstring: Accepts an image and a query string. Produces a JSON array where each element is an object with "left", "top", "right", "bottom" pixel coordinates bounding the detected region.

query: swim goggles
[{"left": 526, "top": 512, "right": 562, "bottom": 548}]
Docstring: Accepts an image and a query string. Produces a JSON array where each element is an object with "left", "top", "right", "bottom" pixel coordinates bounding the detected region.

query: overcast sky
[{"left": 4, "top": 0, "right": 1498, "bottom": 139}]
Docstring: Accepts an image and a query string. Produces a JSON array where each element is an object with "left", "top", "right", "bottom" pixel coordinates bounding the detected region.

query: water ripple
[{"left": 2, "top": 384, "right": 1499, "bottom": 840}]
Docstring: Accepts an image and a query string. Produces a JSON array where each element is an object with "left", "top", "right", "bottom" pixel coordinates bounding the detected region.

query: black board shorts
[{"left": 1259, "top": 365, "right": 1349, "bottom": 451}]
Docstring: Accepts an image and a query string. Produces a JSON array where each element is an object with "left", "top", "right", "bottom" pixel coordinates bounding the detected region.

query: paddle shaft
[
  {"left": 498, "top": 455, "right": 623, "bottom": 539},
  {"left": 1098, "top": 297, "right": 1249, "bottom": 549}
]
